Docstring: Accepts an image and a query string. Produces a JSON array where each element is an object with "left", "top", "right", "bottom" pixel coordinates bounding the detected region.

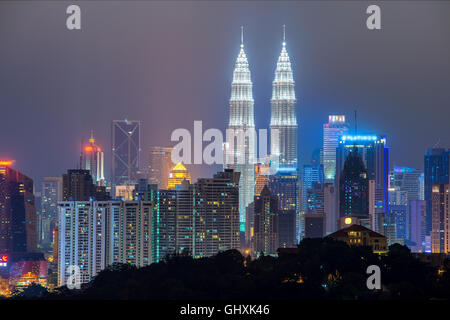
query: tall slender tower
[
  {"left": 225, "top": 27, "right": 256, "bottom": 231},
  {"left": 270, "top": 25, "right": 298, "bottom": 170}
]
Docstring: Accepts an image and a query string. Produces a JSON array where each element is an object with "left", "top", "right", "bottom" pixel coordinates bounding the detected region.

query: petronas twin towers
[{"left": 225, "top": 26, "right": 298, "bottom": 230}]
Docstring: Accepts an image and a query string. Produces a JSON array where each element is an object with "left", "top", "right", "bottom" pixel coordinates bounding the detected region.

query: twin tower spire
[{"left": 226, "top": 25, "right": 298, "bottom": 231}]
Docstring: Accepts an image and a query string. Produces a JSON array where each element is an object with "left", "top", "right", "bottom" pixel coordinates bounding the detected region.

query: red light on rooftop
[
  {"left": 0, "top": 161, "right": 13, "bottom": 166},
  {"left": 84, "top": 146, "right": 94, "bottom": 152}
]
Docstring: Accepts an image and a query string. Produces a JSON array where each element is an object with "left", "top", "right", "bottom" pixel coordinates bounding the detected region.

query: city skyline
[{"left": 1, "top": 2, "right": 449, "bottom": 187}]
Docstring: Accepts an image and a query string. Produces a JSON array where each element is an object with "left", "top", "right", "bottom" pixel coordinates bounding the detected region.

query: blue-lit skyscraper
[
  {"left": 301, "top": 164, "right": 324, "bottom": 211},
  {"left": 336, "top": 135, "right": 389, "bottom": 223},
  {"left": 424, "top": 148, "right": 450, "bottom": 235}
]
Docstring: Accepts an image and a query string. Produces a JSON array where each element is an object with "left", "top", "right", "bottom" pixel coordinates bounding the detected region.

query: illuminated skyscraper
[
  {"left": 270, "top": 26, "right": 298, "bottom": 170},
  {"left": 253, "top": 186, "right": 279, "bottom": 256},
  {"left": 323, "top": 115, "right": 349, "bottom": 182},
  {"left": 224, "top": 27, "right": 255, "bottom": 231},
  {"left": 58, "top": 200, "right": 153, "bottom": 286},
  {"left": 431, "top": 184, "right": 450, "bottom": 253},
  {"left": 82, "top": 130, "right": 105, "bottom": 186},
  {"left": 0, "top": 161, "right": 37, "bottom": 253},
  {"left": 148, "top": 146, "right": 174, "bottom": 189},
  {"left": 424, "top": 148, "right": 450, "bottom": 236},
  {"left": 40, "top": 177, "right": 62, "bottom": 252},
  {"left": 167, "top": 162, "right": 191, "bottom": 189},
  {"left": 339, "top": 148, "right": 369, "bottom": 221},
  {"left": 336, "top": 134, "right": 389, "bottom": 229},
  {"left": 112, "top": 120, "right": 142, "bottom": 187}
]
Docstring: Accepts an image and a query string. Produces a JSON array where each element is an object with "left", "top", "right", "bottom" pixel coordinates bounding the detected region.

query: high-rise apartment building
[{"left": 58, "top": 200, "right": 153, "bottom": 286}]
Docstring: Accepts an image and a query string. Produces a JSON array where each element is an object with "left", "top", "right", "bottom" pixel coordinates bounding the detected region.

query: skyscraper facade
[
  {"left": 196, "top": 170, "right": 241, "bottom": 257},
  {"left": 253, "top": 186, "right": 279, "bottom": 255},
  {"left": 112, "top": 119, "right": 142, "bottom": 187},
  {"left": 301, "top": 164, "right": 324, "bottom": 211},
  {"left": 82, "top": 131, "right": 105, "bottom": 186},
  {"left": 431, "top": 184, "right": 449, "bottom": 253},
  {"left": 424, "top": 148, "right": 450, "bottom": 236},
  {"left": 224, "top": 31, "right": 255, "bottom": 231},
  {"left": 336, "top": 135, "right": 389, "bottom": 224},
  {"left": 58, "top": 200, "right": 153, "bottom": 286},
  {"left": 270, "top": 30, "right": 298, "bottom": 170},
  {"left": 409, "top": 199, "right": 426, "bottom": 252},
  {"left": 148, "top": 146, "right": 174, "bottom": 189},
  {"left": 267, "top": 172, "right": 298, "bottom": 248},
  {"left": 339, "top": 148, "right": 369, "bottom": 221},
  {"left": 40, "top": 177, "right": 63, "bottom": 252},
  {"left": 0, "top": 162, "right": 37, "bottom": 253},
  {"left": 323, "top": 115, "right": 349, "bottom": 182}
]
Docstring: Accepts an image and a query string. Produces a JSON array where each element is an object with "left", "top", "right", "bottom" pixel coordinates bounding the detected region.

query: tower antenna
[
  {"left": 240, "top": 26, "right": 244, "bottom": 48},
  {"left": 354, "top": 110, "right": 357, "bottom": 136},
  {"left": 283, "top": 24, "right": 286, "bottom": 45}
]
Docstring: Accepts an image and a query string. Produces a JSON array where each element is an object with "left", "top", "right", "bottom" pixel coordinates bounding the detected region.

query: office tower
[
  {"left": 390, "top": 166, "right": 423, "bottom": 202},
  {"left": 268, "top": 172, "right": 298, "bottom": 248},
  {"left": 270, "top": 27, "right": 298, "bottom": 169},
  {"left": 0, "top": 161, "right": 37, "bottom": 253},
  {"left": 153, "top": 189, "right": 177, "bottom": 262},
  {"left": 148, "top": 147, "right": 174, "bottom": 189},
  {"left": 167, "top": 162, "right": 191, "bottom": 190},
  {"left": 112, "top": 119, "right": 142, "bottom": 187},
  {"left": 82, "top": 131, "right": 105, "bottom": 186},
  {"left": 409, "top": 200, "right": 426, "bottom": 252},
  {"left": 336, "top": 135, "right": 389, "bottom": 224},
  {"left": 301, "top": 164, "right": 324, "bottom": 211},
  {"left": 323, "top": 115, "right": 349, "bottom": 182},
  {"left": 324, "top": 183, "right": 338, "bottom": 235},
  {"left": 252, "top": 186, "right": 279, "bottom": 255},
  {"left": 431, "top": 184, "right": 449, "bottom": 253},
  {"left": 58, "top": 200, "right": 152, "bottom": 286},
  {"left": 339, "top": 148, "right": 369, "bottom": 221},
  {"left": 40, "top": 177, "right": 63, "bottom": 252},
  {"left": 62, "top": 169, "right": 109, "bottom": 201},
  {"left": 424, "top": 148, "right": 450, "bottom": 235},
  {"left": 196, "top": 169, "right": 241, "bottom": 256},
  {"left": 224, "top": 29, "right": 255, "bottom": 232}
]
